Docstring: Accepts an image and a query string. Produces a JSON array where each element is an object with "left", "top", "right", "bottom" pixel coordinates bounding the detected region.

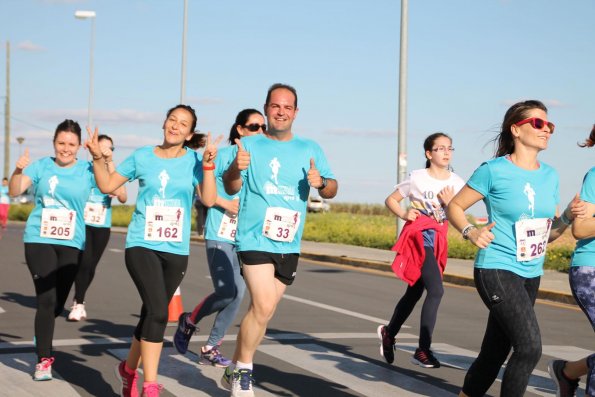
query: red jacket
[{"left": 391, "top": 215, "right": 449, "bottom": 286}]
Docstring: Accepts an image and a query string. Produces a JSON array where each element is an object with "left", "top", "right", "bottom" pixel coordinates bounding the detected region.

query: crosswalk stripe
[
  {"left": 283, "top": 294, "right": 410, "bottom": 328},
  {"left": 0, "top": 306, "right": 5, "bottom": 314},
  {"left": 0, "top": 353, "right": 79, "bottom": 397},
  {"left": 259, "top": 343, "right": 457, "bottom": 396}
]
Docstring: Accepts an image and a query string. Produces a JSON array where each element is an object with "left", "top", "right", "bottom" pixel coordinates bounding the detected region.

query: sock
[
  {"left": 203, "top": 345, "right": 213, "bottom": 353},
  {"left": 236, "top": 361, "right": 253, "bottom": 371},
  {"left": 124, "top": 362, "right": 136, "bottom": 374}
]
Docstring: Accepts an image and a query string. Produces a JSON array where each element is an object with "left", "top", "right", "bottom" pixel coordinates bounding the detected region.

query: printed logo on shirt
[
  {"left": 523, "top": 182, "right": 536, "bottom": 218},
  {"left": 43, "top": 175, "right": 61, "bottom": 207},
  {"left": 158, "top": 170, "right": 170, "bottom": 198},
  {"left": 263, "top": 157, "right": 297, "bottom": 200}
]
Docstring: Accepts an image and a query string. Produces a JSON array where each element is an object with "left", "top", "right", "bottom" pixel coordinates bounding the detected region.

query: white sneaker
[
  {"left": 67, "top": 302, "right": 87, "bottom": 321},
  {"left": 231, "top": 368, "right": 254, "bottom": 397}
]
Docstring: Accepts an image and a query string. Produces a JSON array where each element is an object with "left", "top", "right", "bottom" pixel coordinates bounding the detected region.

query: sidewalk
[
  {"left": 297, "top": 240, "right": 575, "bottom": 305},
  {"left": 111, "top": 227, "right": 574, "bottom": 306}
]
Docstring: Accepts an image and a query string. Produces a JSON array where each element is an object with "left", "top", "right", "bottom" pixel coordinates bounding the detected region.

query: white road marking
[{"left": 283, "top": 294, "right": 409, "bottom": 328}]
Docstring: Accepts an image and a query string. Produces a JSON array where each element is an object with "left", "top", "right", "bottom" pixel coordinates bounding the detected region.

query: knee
[
  {"left": 426, "top": 285, "right": 444, "bottom": 300},
  {"left": 515, "top": 340, "right": 542, "bottom": 365},
  {"left": 251, "top": 300, "right": 277, "bottom": 323}
]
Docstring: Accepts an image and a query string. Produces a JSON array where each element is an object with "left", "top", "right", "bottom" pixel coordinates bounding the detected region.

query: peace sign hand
[
  {"left": 203, "top": 132, "right": 223, "bottom": 166},
  {"left": 84, "top": 126, "right": 104, "bottom": 160}
]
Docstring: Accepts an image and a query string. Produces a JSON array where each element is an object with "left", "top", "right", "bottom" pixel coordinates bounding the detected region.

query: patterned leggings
[{"left": 569, "top": 266, "right": 595, "bottom": 396}]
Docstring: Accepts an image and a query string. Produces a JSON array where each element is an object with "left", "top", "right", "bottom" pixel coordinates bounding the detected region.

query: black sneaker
[
  {"left": 173, "top": 312, "right": 197, "bottom": 355},
  {"left": 548, "top": 360, "right": 579, "bottom": 397},
  {"left": 411, "top": 348, "right": 440, "bottom": 368},
  {"left": 377, "top": 325, "right": 395, "bottom": 364}
]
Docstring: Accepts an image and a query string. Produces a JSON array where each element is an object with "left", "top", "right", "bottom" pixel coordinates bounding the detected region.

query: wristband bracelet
[
  {"left": 462, "top": 224, "right": 477, "bottom": 240},
  {"left": 560, "top": 210, "right": 572, "bottom": 226},
  {"left": 202, "top": 163, "right": 215, "bottom": 171}
]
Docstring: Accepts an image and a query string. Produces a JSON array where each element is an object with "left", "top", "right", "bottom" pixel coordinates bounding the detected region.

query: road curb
[{"left": 301, "top": 251, "right": 576, "bottom": 306}]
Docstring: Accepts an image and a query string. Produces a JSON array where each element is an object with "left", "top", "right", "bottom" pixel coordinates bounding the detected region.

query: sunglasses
[
  {"left": 514, "top": 117, "right": 555, "bottom": 133},
  {"left": 244, "top": 123, "right": 266, "bottom": 132}
]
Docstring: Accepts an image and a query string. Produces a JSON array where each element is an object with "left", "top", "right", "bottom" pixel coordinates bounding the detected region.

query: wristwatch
[
  {"left": 462, "top": 224, "right": 477, "bottom": 240},
  {"left": 319, "top": 176, "right": 328, "bottom": 190}
]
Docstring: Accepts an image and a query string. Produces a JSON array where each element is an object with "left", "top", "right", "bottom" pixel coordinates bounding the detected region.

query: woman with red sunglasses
[
  {"left": 548, "top": 125, "right": 595, "bottom": 397},
  {"left": 447, "top": 100, "right": 585, "bottom": 397}
]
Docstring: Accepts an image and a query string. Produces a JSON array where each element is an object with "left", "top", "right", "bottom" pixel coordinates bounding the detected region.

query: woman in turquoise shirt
[
  {"left": 8, "top": 119, "right": 94, "bottom": 381},
  {"left": 447, "top": 100, "right": 584, "bottom": 397},
  {"left": 86, "top": 104, "right": 219, "bottom": 397},
  {"left": 548, "top": 125, "right": 595, "bottom": 397}
]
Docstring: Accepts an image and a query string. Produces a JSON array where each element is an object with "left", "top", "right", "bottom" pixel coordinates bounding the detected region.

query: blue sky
[{"left": 1, "top": 0, "right": 594, "bottom": 213}]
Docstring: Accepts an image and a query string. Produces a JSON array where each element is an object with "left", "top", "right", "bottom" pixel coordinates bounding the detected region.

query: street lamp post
[
  {"left": 74, "top": 10, "right": 96, "bottom": 127},
  {"left": 180, "top": 0, "right": 188, "bottom": 104},
  {"left": 396, "top": 0, "right": 408, "bottom": 236}
]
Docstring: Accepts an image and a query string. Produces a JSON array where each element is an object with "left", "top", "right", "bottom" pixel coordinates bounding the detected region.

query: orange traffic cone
[{"left": 168, "top": 286, "right": 184, "bottom": 323}]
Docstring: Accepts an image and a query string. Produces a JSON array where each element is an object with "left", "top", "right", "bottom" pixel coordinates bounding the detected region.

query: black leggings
[
  {"left": 24, "top": 243, "right": 81, "bottom": 359},
  {"left": 73, "top": 226, "right": 110, "bottom": 303},
  {"left": 462, "top": 268, "right": 541, "bottom": 397},
  {"left": 125, "top": 247, "right": 188, "bottom": 343},
  {"left": 387, "top": 246, "right": 444, "bottom": 350}
]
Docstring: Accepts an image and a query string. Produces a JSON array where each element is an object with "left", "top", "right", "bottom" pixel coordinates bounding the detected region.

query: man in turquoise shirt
[{"left": 222, "top": 84, "right": 338, "bottom": 397}]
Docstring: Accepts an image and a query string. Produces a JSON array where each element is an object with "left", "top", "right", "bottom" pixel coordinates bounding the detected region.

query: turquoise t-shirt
[
  {"left": 467, "top": 156, "right": 559, "bottom": 278},
  {"left": 0, "top": 185, "right": 9, "bottom": 204},
  {"left": 204, "top": 145, "right": 239, "bottom": 243},
  {"left": 23, "top": 157, "right": 94, "bottom": 249},
  {"left": 571, "top": 167, "right": 595, "bottom": 268},
  {"left": 233, "top": 134, "right": 335, "bottom": 254},
  {"left": 84, "top": 167, "right": 114, "bottom": 228},
  {"left": 116, "top": 146, "right": 202, "bottom": 255}
]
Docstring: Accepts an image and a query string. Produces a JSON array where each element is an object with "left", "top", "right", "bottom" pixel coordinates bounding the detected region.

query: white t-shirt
[{"left": 396, "top": 168, "right": 466, "bottom": 222}]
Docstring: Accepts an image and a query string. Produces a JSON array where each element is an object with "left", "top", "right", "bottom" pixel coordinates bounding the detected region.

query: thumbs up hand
[
  {"left": 234, "top": 138, "right": 250, "bottom": 171},
  {"left": 15, "top": 148, "right": 31, "bottom": 170},
  {"left": 307, "top": 158, "right": 324, "bottom": 188}
]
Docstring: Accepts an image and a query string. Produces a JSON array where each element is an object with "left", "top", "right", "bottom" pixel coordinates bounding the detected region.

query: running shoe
[
  {"left": 173, "top": 312, "right": 197, "bottom": 355},
  {"left": 33, "top": 357, "right": 54, "bottom": 381},
  {"left": 115, "top": 360, "right": 139, "bottom": 397},
  {"left": 411, "top": 348, "right": 441, "bottom": 368},
  {"left": 220, "top": 365, "right": 233, "bottom": 390},
  {"left": 377, "top": 325, "right": 396, "bottom": 364},
  {"left": 141, "top": 382, "right": 163, "bottom": 397},
  {"left": 548, "top": 360, "right": 579, "bottom": 397},
  {"left": 231, "top": 368, "right": 254, "bottom": 397},
  {"left": 68, "top": 301, "right": 87, "bottom": 321},
  {"left": 199, "top": 346, "right": 232, "bottom": 367}
]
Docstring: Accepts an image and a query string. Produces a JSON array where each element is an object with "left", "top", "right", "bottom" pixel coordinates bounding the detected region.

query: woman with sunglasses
[
  {"left": 377, "top": 132, "right": 465, "bottom": 369},
  {"left": 67, "top": 134, "right": 127, "bottom": 322},
  {"left": 548, "top": 125, "right": 595, "bottom": 397},
  {"left": 86, "top": 104, "right": 220, "bottom": 397},
  {"left": 447, "top": 100, "right": 584, "bottom": 397},
  {"left": 173, "top": 108, "right": 265, "bottom": 368},
  {"left": 8, "top": 119, "right": 95, "bottom": 381}
]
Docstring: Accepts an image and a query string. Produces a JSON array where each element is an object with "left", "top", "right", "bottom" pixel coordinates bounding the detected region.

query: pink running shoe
[
  {"left": 114, "top": 360, "right": 139, "bottom": 397},
  {"left": 141, "top": 382, "right": 164, "bottom": 397}
]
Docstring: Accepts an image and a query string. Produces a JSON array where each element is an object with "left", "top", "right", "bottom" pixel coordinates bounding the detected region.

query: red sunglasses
[{"left": 514, "top": 117, "right": 555, "bottom": 133}]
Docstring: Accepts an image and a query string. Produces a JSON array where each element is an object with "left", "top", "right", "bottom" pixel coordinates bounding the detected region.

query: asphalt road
[{"left": 0, "top": 224, "right": 592, "bottom": 396}]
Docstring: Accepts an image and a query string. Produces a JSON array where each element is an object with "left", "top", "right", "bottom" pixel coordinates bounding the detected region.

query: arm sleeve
[
  {"left": 580, "top": 168, "right": 595, "bottom": 204},
  {"left": 116, "top": 151, "right": 138, "bottom": 181},
  {"left": 466, "top": 162, "right": 492, "bottom": 197}
]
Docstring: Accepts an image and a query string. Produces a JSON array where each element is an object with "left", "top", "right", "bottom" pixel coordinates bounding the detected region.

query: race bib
[
  {"left": 40, "top": 208, "right": 76, "bottom": 240},
  {"left": 0, "top": 196, "right": 9, "bottom": 204},
  {"left": 84, "top": 202, "right": 107, "bottom": 226},
  {"left": 145, "top": 206, "right": 184, "bottom": 242},
  {"left": 217, "top": 211, "right": 238, "bottom": 242},
  {"left": 262, "top": 207, "right": 301, "bottom": 243},
  {"left": 515, "top": 218, "right": 552, "bottom": 262}
]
